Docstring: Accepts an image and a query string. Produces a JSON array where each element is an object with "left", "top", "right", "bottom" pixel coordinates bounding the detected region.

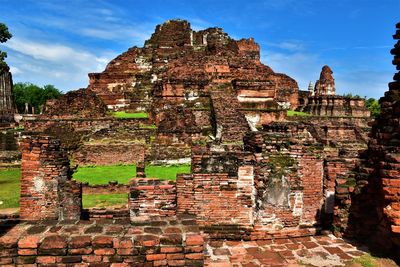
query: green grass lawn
[
  {"left": 146, "top": 164, "right": 191, "bottom": 180},
  {"left": 72, "top": 164, "right": 191, "bottom": 185},
  {"left": 0, "top": 168, "right": 20, "bottom": 209},
  {"left": 73, "top": 164, "right": 136, "bottom": 185},
  {"left": 287, "top": 110, "right": 311, "bottom": 117},
  {"left": 111, "top": 111, "right": 149, "bottom": 119},
  {"left": 82, "top": 193, "right": 128, "bottom": 208}
]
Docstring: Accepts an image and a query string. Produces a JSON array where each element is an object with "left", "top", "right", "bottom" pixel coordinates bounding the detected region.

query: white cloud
[
  {"left": 4, "top": 38, "right": 108, "bottom": 66},
  {"left": 1, "top": 38, "right": 115, "bottom": 92},
  {"left": 9, "top": 66, "right": 22, "bottom": 75},
  {"left": 262, "top": 50, "right": 322, "bottom": 90}
]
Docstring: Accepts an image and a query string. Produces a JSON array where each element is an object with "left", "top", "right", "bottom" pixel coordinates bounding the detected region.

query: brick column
[{"left": 19, "top": 135, "right": 82, "bottom": 220}]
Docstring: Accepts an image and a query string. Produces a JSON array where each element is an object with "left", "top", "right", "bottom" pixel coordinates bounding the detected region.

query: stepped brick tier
[
  {"left": 0, "top": 65, "right": 14, "bottom": 125},
  {"left": 297, "top": 65, "right": 370, "bottom": 118}
]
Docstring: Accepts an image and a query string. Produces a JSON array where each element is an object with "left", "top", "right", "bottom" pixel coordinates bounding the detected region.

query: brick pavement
[{"left": 205, "top": 235, "right": 367, "bottom": 267}]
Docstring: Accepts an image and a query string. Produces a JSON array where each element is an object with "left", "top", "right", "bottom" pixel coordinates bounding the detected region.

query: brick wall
[
  {"left": 0, "top": 220, "right": 205, "bottom": 266},
  {"left": 129, "top": 178, "right": 177, "bottom": 221},
  {"left": 19, "top": 135, "right": 82, "bottom": 221},
  {"left": 73, "top": 144, "right": 146, "bottom": 166}
]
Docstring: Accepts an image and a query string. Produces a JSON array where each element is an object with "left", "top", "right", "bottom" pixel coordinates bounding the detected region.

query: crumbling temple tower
[
  {"left": 0, "top": 65, "right": 14, "bottom": 124},
  {"left": 314, "top": 65, "right": 336, "bottom": 96},
  {"left": 298, "top": 65, "right": 370, "bottom": 117}
]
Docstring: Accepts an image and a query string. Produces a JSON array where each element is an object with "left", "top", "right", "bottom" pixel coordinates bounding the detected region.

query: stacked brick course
[{"left": 0, "top": 219, "right": 205, "bottom": 266}]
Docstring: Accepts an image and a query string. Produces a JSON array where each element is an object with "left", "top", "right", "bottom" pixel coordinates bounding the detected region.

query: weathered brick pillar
[
  {"left": 377, "top": 22, "right": 400, "bottom": 253},
  {"left": 20, "top": 135, "right": 82, "bottom": 220},
  {"left": 348, "top": 22, "right": 400, "bottom": 258}
]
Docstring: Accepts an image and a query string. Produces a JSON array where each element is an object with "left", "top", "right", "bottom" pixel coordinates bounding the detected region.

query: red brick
[
  {"left": 168, "top": 259, "right": 186, "bottom": 266},
  {"left": 185, "top": 253, "right": 204, "bottom": 260},
  {"left": 94, "top": 248, "right": 115, "bottom": 255},
  {"left": 113, "top": 238, "right": 133, "bottom": 249},
  {"left": 40, "top": 235, "right": 67, "bottom": 249},
  {"left": 154, "top": 260, "right": 168, "bottom": 266},
  {"left": 36, "top": 256, "right": 57, "bottom": 264},
  {"left": 167, "top": 253, "right": 184, "bottom": 260},
  {"left": 69, "top": 236, "right": 91, "bottom": 248},
  {"left": 160, "top": 246, "right": 183, "bottom": 253},
  {"left": 18, "top": 248, "right": 37, "bottom": 255},
  {"left": 146, "top": 254, "right": 166, "bottom": 261},
  {"left": 69, "top": 248, "right": 93, "bottom": 254},
  {"left": 93, "top": 236, "right": 113, "bottom": 248},
  {"left": 117, "top": 248, "right": 136, "bottom": 255},
  {"left": 18, "top": 236, "right": 40, "bottom": 249},
  {"left": 82, "top": 255, "right": 102, "bottom": 263},
  {"left": 185, "top": 235, "right": 204, "bottom": 246}
]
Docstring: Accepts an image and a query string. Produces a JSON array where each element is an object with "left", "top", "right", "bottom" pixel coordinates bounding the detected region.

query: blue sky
[{"left": 0, "top": 0, "right": 399, "bottom": 99}]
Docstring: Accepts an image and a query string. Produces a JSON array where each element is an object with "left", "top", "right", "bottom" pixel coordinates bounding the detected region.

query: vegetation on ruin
[
  {"left": 286, "top": 110, "right": 311, "bottom": 117},
  {"left": 365, "top": 98, "right": 381, "bottom": 118},
  {"left": 352, "top": 253, "right": 398, "bottom": 267},
  {"left": 82, "top": 193, "right": 128, "bottom": 208},
  {"left": 73, "top": 164, "right": 191, "bottom": 185},
  {"left": 12, "top": 82, "right": 63, "bottom": 113},
  {"left": 111, "top": 111, "right": 149, "bottom": 119},
  {"left": 343, "top": 93, "right": 381, "bottom": 118},
  {"left": 0, "top": 168, "right": 20, "bottom": 209},
  {"left": 0, "top": 22, "right": 12, "bottom": 71}
]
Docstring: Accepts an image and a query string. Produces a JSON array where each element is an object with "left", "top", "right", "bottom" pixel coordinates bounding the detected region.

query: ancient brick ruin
[
  {"left": 0, "top": 65, "right": 14, "bottom": 125},
  {"left": 0, "top": 20, "right": 399, "bottom": 266},
  {"left": 298, "top": 66, "right": 370, "bottom": 117}
]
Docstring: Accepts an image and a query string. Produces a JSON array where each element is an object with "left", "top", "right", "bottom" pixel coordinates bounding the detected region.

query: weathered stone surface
[
  {"left": 0, "top": 65, "right": 14, "bottom": 124},
  {"left": 42, "top": 88, "right": 107, "bottom": 118}
]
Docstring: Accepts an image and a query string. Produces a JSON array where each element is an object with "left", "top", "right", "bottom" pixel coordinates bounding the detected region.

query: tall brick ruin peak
[
  {"left": 88, "top": 19, "right": 299, "bottom": 111},
  {"left": 314, "top": 65, "right": 336, "bottom": 96}
]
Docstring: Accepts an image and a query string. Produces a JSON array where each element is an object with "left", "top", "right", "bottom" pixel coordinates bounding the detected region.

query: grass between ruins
[
  {"left": 111, "top": 111, "right": 149, "bottom": 119},
  {"left": 72, "top": 164, "right": 191, "bottom": 185},
  {"left": 0, "top": 168, "right": 20, "bottom": 209},
  {"left": 0, "top": 164, "right": 191, "bottom": 209},
  {"left": 287, "top": 110, "right": 311, "bottom": 117}
]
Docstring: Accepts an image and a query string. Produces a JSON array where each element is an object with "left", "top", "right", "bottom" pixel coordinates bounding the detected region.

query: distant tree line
[
  {"left": 342, "top": 93, "right": 381, "bottom": 118},
  {"left": 12, "top": 82, "right": 63, "bottom": 114}
]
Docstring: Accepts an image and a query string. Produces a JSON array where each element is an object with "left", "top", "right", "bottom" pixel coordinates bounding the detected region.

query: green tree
[
  {"left": 365, "top": 97, "right": 381, "bottom": 118},
  {"left": 12, "top": 82, "right": 63, "bottom": 113},
  {"left": 0, "top": 22, "right": 12, "bottom": 71}
]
